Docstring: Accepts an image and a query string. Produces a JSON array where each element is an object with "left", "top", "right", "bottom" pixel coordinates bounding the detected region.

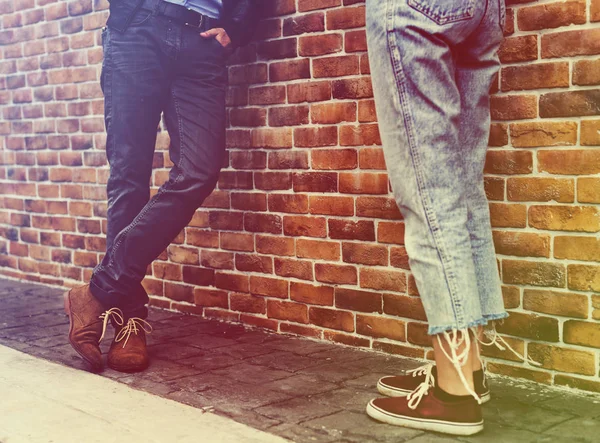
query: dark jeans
[{"left": 90, "top": 2, "right": 228, "bottom": 318}]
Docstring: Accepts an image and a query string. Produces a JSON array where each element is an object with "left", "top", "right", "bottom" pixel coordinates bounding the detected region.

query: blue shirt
[{"left": 163, "top": 0, "right": 223, "bottom": 19}]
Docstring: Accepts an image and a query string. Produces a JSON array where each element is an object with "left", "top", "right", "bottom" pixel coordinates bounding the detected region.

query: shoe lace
[
  {"left": 98, "top": 307, "right": 124, "bottom": 343},
  {"left": 406, "top": 363, "right": 435, "bottom": 380},
  {"left": 406, "top": 365, "right": 435, "bottom": 410},
  {"left": 478, "top": 327, "right": 541, "bottom": 367},
  {"left": 114, "top": 317, "right": 152, "bottom": 348}
]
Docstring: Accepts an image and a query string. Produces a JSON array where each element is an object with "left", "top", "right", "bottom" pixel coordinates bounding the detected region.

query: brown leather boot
[
  {"left": 107, "top": 313, "right": 152, "bottom": 373},
  {"left": 63, "top": 284, "right": 107, "bottom": 372}
]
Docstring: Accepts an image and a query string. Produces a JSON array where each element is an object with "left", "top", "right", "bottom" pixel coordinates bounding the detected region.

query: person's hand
[{"left": 200, "top": 28, "right": 232, "bottom": 50}]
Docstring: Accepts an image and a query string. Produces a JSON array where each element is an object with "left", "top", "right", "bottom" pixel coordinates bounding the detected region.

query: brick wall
[{"left": 1, "top": 0, "right": 599, "bottom": 393}]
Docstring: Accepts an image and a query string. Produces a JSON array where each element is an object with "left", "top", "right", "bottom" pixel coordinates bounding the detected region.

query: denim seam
[{"left": 386, "top": 0, "right": 465, "bottom": 325}]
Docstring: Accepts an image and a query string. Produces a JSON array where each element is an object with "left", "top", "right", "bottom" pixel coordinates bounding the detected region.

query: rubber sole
[
  {"left": 63, "top": 290, "right": 103, "bottom": 372},
  {"left": 377, "top": 380, "right": 491, "bottom": 404},
  {"left": 366, "top": 400, "right": 484, "bottom": 436}
]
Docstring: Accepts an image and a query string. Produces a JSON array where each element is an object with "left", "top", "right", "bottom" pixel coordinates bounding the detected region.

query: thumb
[{"left": 200, "top": 28, "right": 219, "bottom": 38}]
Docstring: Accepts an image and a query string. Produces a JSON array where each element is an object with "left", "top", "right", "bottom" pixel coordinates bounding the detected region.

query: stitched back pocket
[{"left": 407, "top": 0, "right": 476, "bottom": 25}]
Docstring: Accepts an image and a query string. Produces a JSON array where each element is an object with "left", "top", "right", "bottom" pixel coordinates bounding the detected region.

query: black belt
[{"left": 140, "top": 0, "right": 220, "bottom": 31}]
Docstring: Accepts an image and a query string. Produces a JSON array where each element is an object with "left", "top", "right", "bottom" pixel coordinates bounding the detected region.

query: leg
[
  {"left": 91, "top": 21, "right": 227, "bottom": 319},
  {"left": 90, "top": 8, "right": 172, "bottom": 317},
  {"left": 456, "top": 0, "right": 507, "bottom": 323}
]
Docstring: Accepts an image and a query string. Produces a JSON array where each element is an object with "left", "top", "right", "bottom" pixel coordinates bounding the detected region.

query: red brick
[
  {"left": 249, "top": 85, "right": 286, "bottom": 105},
  {"left": 298, "top": 0, "right": 341, "bottom": 13},
  {"left": 309, "top": 195, "right": 354, "bottom": 216},
  {"left": 270, "top": 59, "right": 310, "bottom": 82},
  {"left": 345, "top": 29, "right": 367, "bottom": 52},
  {"left": 339, "top": 124, "right": 381, "bottom": 146},
  {"left": 311, "top": 102, "right": 356, "bottom": 124},
  {"left": 215, "top": 272, "right": 249, "bottom": 293},
  {"left": 268, "top": 105, "right": 309, "bottom": 127},
  {"left": 339, "top": 172, "right": 388, "bottom": 194},
  {"left": 542, "top": 29, "right": 600, "bottom": 58},
  {"left": 502, "top": 259, "right": 565, "bottom": 288},
  {"left": 529, "top": 205, "right": 600, "bottom": 232},
  {"left": 309, "top": 306, "right": 354, "bottom": 332},
  {"left": 201, "top": 250, "right": 234, "bottom": 270},
  {"left": 312, "top": 149, "right": 357, "bottom": 170},
  {"left": 517, "top": 1, "right": 586, "bottom": 31},
  {"left": 250, "top": 275, "right": 289, "bottom": 298},
  {"left": 235, "top": 254, "right": 273, "bottom": 274},
  {"left": 498, "top": 35, "right": 538, "bottom": 63},
  {"left": 254, "top": 172, "right": 292, "bottom": 191},
  {"left": 288, "top": 81, "right": 331, "bottom": 103},
  {"left": 187, "top": 228, "right": 219, "bottom": 248},
  {"left": 290, "top": 281, "right": 334, "bottom": 306},
  {"left": 268, "top": 151, "right": 309, "bottom": 170},
  {"left": 328, "top": 219, "right": 375, "bottom": 241},
  {"left": 268, "top": 299, "right": 308, "bottom": 323},
  {"left": 244, "top": 213, "right": 282, "bottom": 234},
  {"left": 492, "top": 231, "right": 550, "bottom": 258},
  {"left": 269, "top": 194, "right": 309, "bottom": 214},
  {"left": 274, "top": 257, "right": 313, "bottom": 280},
  {"left": 231, "top": 193, "right": 267, "bottom": 211},
  {"left": 251, "top": 128, "right": 293, "bottom": 149},
  {"left": 283, "top": 12, "right": 324, "bottom": 36},
  {"left": 299, "top": 34, "right": 342, "bottom": 56},
  {"left": 313, "top": 55, "right": 360, "bottom": 78},
  {"left": 230, "top": 293, "right": 266, "bottom": 314},
  {"left": 342, "top": 242, "right": 387, "bottom": 266},
  {"left": 377, "top": 221, "right": 405, "bottom": 245},
  {"left": 220, "top": 232, "right": 254, "bottom": 252},
  {"left": 257, "top": 38, "right": 297, "bottom": 60},
  {"left": 315, "top": 263, "right": 357, "bottom": 284},
  {"left": 283, "top": 216, "right": 326, "bottom": 238},
  {"left": 256, "top": 235, "right": 295, "bottom": 256},
  {"left": 335, "top": 288, "right": 382, "bottom": 313},
  {"left": 360, "top": 268, "right": 406, "bottom": 292},
  {"left": 490, "top": 203, "right": 527, "bottom": 228},
  {"left": 510, "top": 122, "right": 577, "bottom": 148},
  {"left": 538, "top": 150, "right": 600, "bottom": 175},
  {"left": 294, "top": 126, "right": 337, "bottom": 147},
  {"left": 501, "top": 63, "right": 569, "bottom": 91},
  {"left": 326, "top": 5, "right": 365, "bottom": 29},
  {"left": 218, "top": 171, "right": 253, "bottom": 190},
  {"left": 194, "top": 288, "right": 229, "bottom": 308},
  {"left": 293, "top": 172, "right": 338, "bottom": 192},
  {"left": 296, "top": 239, "right": 340, "bottom": 261},
  {"left": 484, "top": 150, "right": 533, "bottom": 175},
  {"left": 356, "top": 315, "right": 405, "bottom": 341},
  {"left": 356, "top": 196, "right": 402, "bottom": 220},
  {"left": 490, "top": 95, "right": 537, "bottom": 120},
  {"left": 209, "top": 211, "right": 244, "bottom": 231},
  {"left": 230, "top": 151, "right": 266, "bottom": 170}
]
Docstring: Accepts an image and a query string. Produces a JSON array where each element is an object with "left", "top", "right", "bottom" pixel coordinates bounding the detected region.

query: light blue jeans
[{"left": 366, "top": 0, "right": 508, "bottom": 335}]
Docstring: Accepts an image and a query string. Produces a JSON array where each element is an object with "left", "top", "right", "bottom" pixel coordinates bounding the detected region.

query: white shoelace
[
  {"left": 406, "top": 364, "right": 436, "bottom": 410},
  {"left": 477, "top": 327, "right": 541, "bottom": 367},
  {"left": 98, "top": 307, "right": 152, "bottom": 347}
]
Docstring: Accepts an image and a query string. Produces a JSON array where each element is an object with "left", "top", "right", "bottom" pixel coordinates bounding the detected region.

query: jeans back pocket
[{"left": 408, "top": 0, "right": 476, "bottom": 25}]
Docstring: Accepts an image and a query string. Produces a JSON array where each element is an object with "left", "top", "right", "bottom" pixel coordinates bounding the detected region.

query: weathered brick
[
  {"left": 309, "top": 195, "right": 354, "bottom": 216},
  {"left": 326, "top": 5, "right": 365, "bottom": 30},
  {"left": 573, "top": 59, "right": 600, "bottom": 86},
  {"left": 315, "top": 263, "right": 357, "bottom": 284},
  {"left": 564, "top": 320, "right": 600, "bottom": 349},
  {"left": 360, "top": 268, "right": 406, "bottom": 292},
  {"left": 529, "top": 205, "right": 600, "bottom": 232},
  {"left": 497, "top": 311, "right": 559, "bottom": 342},
  {"left": 230, "top": 293, "right": 266, "bottom": 314},
  {"left": 309, "top": 306, "right": 354, "bottom": 332},
  {"left": 491, "top": 95, "right": 537, "bottom": 120},
  {"left": 578, "top": 177, "right": 600, "bottom": 203},
  {"left": 501, "top": 63, "right": 569, "bottom": 91},
  {"left": 268, "top": 194, "right": 309, "bottom": 214},
  {"left": 542, "top": 28, "right": 600, "bottom": 58},
  {"left": 493, "top": 231, "right": 550, "bottom": 258},
  {"left": 267, "top": 300, "right": 308, "bottom": 323},
  {"left": 498, "top": 35, "right": 538, "bottom": 63},
  {"left": 328, "top": 219, "right": 375, "bottom": 241},
  {"left": 567, "top": 264, "right": 600, "bottom": 292},
  {"left": 502, "top": 259, "right": 565, "bottom": 288},
  {"left": 517, "top": 1, "right": 586, "bottom": 31},
  {"left": 540, "top": 90, "right": 600, "bottom": 118},
  {"left": 299, "top": 34, "right": 342, "bottom": 56},
  {"left": 487, "top": 362, "right": 552, "bottom": 385},
  {"left": 296, "top": 238, "right": 340, "bottom": 261},
  {"left": 288, "top": 81, "right": 331, "bottom": 103},
  {"left": 250, "top": 275, "right": 289, "bottom": 298},
  {"left": 291, "top": 281, "right": 334, "bottom": 306},
  {"left": 274, "top": 257, "right": 313, "bottom": 280},
  {"left": 538, "top": 150, "right": 600, "bottom": 175},
  {"left": 311, "top": 102, "right": 356, "bottom": 124},
  {"left": 256, "top": 235, "right": 295, "bottom": 256},
  {"left": 313, "top": 55, "right": 360, "bottom": 78},
  {"left": 523, "top": 289, "right": 588, "bottom": 319},
  {"left": 356, "top": 314, "right": 405, "bottom": 341},
  {"left": 484, "top": 150, "right": 533, "bottom": 175},
  {"left": 507, "top": 177, "right": 574, "bottom": 203},
  {"left": 311, "top": 149, "right": 357, "bottom": 170},
  {"left": 580, "top": 119, "right": 600, "bottom": 145},
  {"left": 555, "top": 236, "right": 600, "bottom": 262},
  {"left": 342, "top": 242, "right": 387, "bottom": 266},
  {"left": 510, "top": 122, "right": 577, "bottom": 148},
  {"left": 294, "top": 126, "right": 337, "bottom": 147}
]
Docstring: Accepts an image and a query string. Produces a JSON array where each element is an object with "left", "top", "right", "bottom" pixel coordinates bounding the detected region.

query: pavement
[{"left": 0, "top": 277, "right": 599, "bottom": 443}]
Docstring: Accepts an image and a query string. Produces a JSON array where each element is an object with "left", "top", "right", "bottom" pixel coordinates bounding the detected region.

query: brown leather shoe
[
  {"left": 107, "top": 312, "right": 152, "bottom": 373},
  {"left": 63, "top": 284, "right": 107, "bottom": 372}
]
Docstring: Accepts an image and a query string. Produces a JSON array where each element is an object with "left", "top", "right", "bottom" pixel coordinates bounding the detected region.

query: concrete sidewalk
[
  {"left": 0, "top": 277, "right": 599, "bottom": 443},
  {"left": 0, "top": 345, "right": 288, "bottom": 443}
]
